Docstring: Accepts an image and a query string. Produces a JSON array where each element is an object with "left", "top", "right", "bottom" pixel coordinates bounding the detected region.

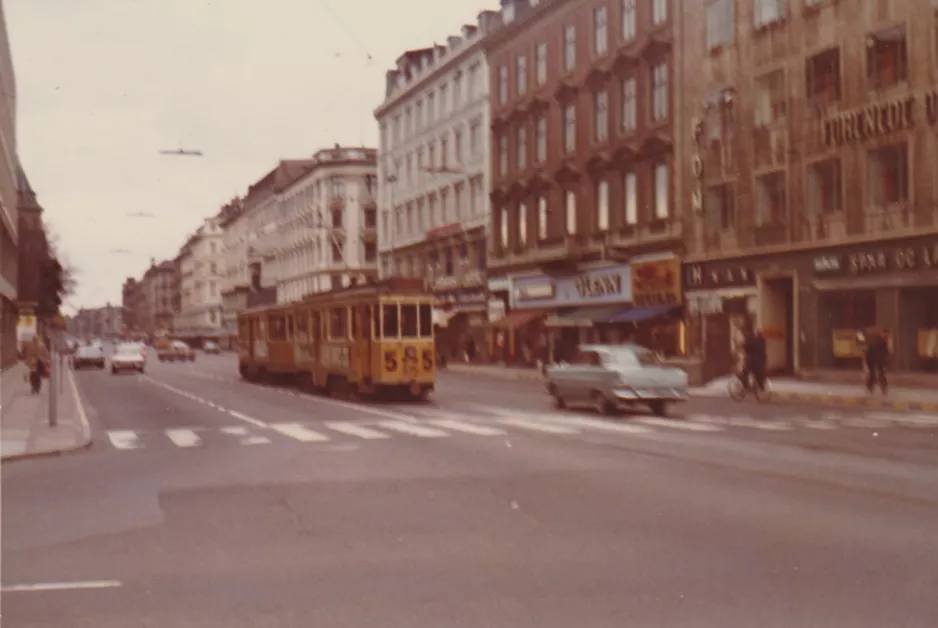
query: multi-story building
[
  {"left": 222, "top": 161, "right": 315, "bottom": 315},
  {"left": 0, "top": 5, "right": 17, "bottom": 368},
  {"left": 270, "top": 145, "right": 379, "bottom": 304},
  {"left": 70, "top": 304, "right": 123, "bottom": 339},
  {"left": 483, "top": 0, "right": 688, "bottom": 365},
  {"left": 216, "top": 198, "right": 243, "bottom": 346},
  {"left": 680, "top": 0, "right": 938, "bottom": 382},
  {"left": 14, "top": 167, "right": 49, "bottom": 350},
  {"left": 139, "top": 259, "right": 177, "bottom": 334},
  {"left": 121, "top": 278, "right": 139, "bottom": 333},
  {"left": 175, "top": 217, "right": 224, "bottom": 343},
  {"left": 375, "top": 11, "right": 499, "bottom": 358}
]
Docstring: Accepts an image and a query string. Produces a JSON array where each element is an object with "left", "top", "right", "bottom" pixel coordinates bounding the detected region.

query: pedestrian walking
[
  {"left": 863, "top": 326, "right": 888, "bottom": 395},
  {"left": 23, "top": 335, "right": 50, "bottom": 394}
]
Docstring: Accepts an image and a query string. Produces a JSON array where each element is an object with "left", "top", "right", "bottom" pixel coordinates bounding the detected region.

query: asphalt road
[{"left": 3, "top": 350, "right": 937, "bottom": 627}]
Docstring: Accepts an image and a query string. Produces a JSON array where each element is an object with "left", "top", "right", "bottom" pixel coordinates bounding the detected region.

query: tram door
[{"left": 355, "top": 305, "right": 374, "bottom": 382}]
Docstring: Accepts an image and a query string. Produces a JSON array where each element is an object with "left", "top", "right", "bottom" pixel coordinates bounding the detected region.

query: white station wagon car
[{"left": 545, "top": 344, "right": 688, "bottom": 416}]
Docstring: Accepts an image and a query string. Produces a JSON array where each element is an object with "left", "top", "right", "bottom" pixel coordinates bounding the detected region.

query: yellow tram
[{"left": 237, "top": 278, "right": 436, "bottom": 400}]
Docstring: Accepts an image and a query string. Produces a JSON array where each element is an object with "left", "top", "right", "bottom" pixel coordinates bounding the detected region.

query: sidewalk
[
  {"left": 1, "top": 362, "right": 92, "bottom": 461},
  {"left": 691, "top": 375, "right": 938, "bottom": 413},
  {"left": 446, "top": 363, "right": 938, "bottom": 413}
]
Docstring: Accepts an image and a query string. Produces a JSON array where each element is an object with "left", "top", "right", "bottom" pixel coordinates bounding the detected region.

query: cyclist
[{"left": 739, "top": 328, "right": 767, "bottom": 393}]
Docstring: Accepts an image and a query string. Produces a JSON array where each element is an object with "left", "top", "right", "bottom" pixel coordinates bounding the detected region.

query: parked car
[
  {"left": 545, "top": 344, "right": 688, "bottom": 416},
  {"left": 157, "top": 340, "right": 195, "bottom": 362},
  {"left": 203, "top": 341, "right": 221, "bottom": 354},
  {"left": 73, "top": 344, "right": 106, "bottom": 370},
  {"left": 111, "top": 343, "right": 146, "bottom": 374}
]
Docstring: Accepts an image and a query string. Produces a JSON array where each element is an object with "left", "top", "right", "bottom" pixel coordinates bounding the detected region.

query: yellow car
[{"left": 157, "top": 340, "right": 196, "bottom": 362}]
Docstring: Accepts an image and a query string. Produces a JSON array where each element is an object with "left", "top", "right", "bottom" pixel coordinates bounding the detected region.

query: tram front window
[
  {"left": 418, "top": 303, "right": 432, "bottom": 338},
  {"left": 382, "top": 303, "right": 400, "bottom": 339},
  {"left": 401, "top": 304, "right": 418, "bottom": 337}
]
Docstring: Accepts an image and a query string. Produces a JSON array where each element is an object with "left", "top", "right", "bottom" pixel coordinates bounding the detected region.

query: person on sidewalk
[
  {"left": 740, "top": 329, "right": 767, "bottom": 392},
  {"left": 864, "top": 327, "right": 888, "bottom": 395},
  {"left": 23, "top": 336, "right": 50, "bottom": 395}
]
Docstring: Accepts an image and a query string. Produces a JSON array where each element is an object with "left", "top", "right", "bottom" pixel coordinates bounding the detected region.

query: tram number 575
[{"left": 384, "top": 350, "right": 398, "bottom": 372}]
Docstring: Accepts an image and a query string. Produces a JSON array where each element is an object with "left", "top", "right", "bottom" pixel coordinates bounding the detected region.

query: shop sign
[
  {"left": 457, "top": 290, "right": 486, "bottom": 305},
  {"left": 815, "top": 240, "right": 938, "bottom": 276},
  {"left": 462, "top": 269, "right": 484, "bottom": 287},
  {"left": 821, "top": 94, "right": 915, "bottom": 148},
  {"left": 685, "top": 263, "right": 755, "bottom": 290},
  {"left": 511, "top": 265, "right": 632, "bottom": 308},
  {"left": 632, "top": 257, "right": 682, "bottom": 307},
  {"left": 487, "top": 276, "right": 511, "bottom": 293},
  {"left": 487, "top": 298, "right": 506, "bottom": 322}
]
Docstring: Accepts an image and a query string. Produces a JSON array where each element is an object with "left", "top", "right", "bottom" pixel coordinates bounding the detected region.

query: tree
[{"left": 39, "top": 221, "right": 78, "bottom": 316}]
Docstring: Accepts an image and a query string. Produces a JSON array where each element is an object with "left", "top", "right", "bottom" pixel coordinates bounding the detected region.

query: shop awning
[
  {"left": 610, "top": 304, "right": 680, "bottom": 323},
  {"left": 489, "top": 308, "right": 549, "bottom": 329},
  {"left": 544, "top": 306, "right": 627, "bottom": 328}
]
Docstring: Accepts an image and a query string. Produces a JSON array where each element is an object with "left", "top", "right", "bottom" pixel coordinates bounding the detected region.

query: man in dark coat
[
  {"left": 742, "top": 328, "right": 767, "bottom": 391},
  {"left": 864, "top": 327, "right": 888, "bottom": 394}
]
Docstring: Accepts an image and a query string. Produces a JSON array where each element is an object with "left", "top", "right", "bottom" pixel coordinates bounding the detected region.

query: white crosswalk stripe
[
  {"left": 548, "top": 415, "right": 652, "bottom": 435},
  {"left": 324, "top": 421, "right": 390, "bottom": 440},
  {"left": 165, "top": 428, "right": 201, "bottom": 448},
  {"left": 376, "top": 420, "right": 449, "bottom": 438},
  {"left": 635, "top": 418, "right": 722, "bottom": 432},
  {"left": 497, "top": 416, "right": 579, "bottom": 434},
  {"left": 427, "top": 419, "right": 506, "bottom": 436},
  {"left": 106, "top": 430, "right": 141, "bottom": 450},
  {"left": 269, "top": 423, "right": 330, "bottom": 442}
]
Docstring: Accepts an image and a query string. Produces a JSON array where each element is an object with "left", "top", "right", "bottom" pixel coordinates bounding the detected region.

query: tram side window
[
  {"left": 373, "top": 305, "right": 381, "bottom": 337},
  {"left": 382, "top": 303, "right": 400, "bottom": 338},
  {"left": 286, "top": 315, "right": 294, "bottom": 340},
  {"left": 310, "top": 312, "right": 321, "bottom": 340},
  {"left": 329, "top": 307, "right": 348, "bottom": 339},
  {"left": 269, "top": 315, "right": 287, "bottom": 341},
  {"left": 401, "top": 304, "right": 418, "bottom": 337},
  {"left": 418, "top": 303, "right": 432, "bottom": 338},
  {"left": 295, "top": 313, "right": 308, "bottom": 340},
  {"left": 357, "top": 306, "right": 372, "bottom": 339}
]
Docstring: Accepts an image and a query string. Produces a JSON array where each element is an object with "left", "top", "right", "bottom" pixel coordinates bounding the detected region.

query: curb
[
  {"left": 770, "top": 391, "right": 938, "bottom": 413},
  {"left": 446, "top": 368, "right": 544, "bottom": 382},
  {"left": 1, "top": 368, "right": 95, "bottom": 463}
]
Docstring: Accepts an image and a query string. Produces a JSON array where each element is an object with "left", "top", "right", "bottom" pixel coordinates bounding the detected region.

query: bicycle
[{"left": 727, "top": 371, "right": 771, "bottom": 403}]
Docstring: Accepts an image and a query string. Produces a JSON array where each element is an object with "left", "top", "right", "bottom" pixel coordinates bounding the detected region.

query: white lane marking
[
  {"left": 548, "top": 415, "right": 652, "bottom": 434},
  {"left": 270, "top": 423, "right": 330, "bottom": 442},
  {"left": 165, "top": 428, "right": 202, "bottom": 448},
  {"left": 377, "top": 420, "right": 449, "bottom": 438},
  {"left": 106, "top": 430, "right": 141, "bottom": 450},
  {"left": 226, "top": 410, "right": 268, "bottom": 428},
  {"left": 221, "top": 426, "right": 247, "bottom": 436},
  {"left": 427, "top": 419, "right": 506, "bottom": 436},
  {"left": 67, "top": 368, "right": 92, "bottom": 443},
  {"left": 242, "top": 436, "right": 271, "bottom": 445},
  {"left": 840, "top": 417, "right": 893, "bottom": 429},
  {"left": 725, "top": 416, "right": 792, "bottom": 431},
  {"left": 497, "top": 417, "right": 579, "bottom": 434},
  {"left": 1, "top": 580, "right": 122, "bottom": 593},
  {"left": 324, "top": 421, "right": 390, "bottom": 440},
  {"left": 634, "top": 418, "right": 722, "bottom": 432},
  {"left": 895, "top": 414, "right": 938, "bottom": 428}
]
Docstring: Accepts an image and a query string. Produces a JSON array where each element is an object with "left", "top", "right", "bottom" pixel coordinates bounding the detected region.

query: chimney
[{"left": 447, "top": 36, "right": 461, "bottom": 50}]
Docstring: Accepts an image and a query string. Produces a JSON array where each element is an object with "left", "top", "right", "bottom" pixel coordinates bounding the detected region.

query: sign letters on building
[{"left": 574, "top": 273, "right": 622, "bottom": 298}]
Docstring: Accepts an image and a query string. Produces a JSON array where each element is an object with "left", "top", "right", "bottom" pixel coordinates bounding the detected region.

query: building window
[
  {"left": 563, "top": 24, "right": 576, "bottom": 71},
  {"left": 867, "top": 26, "right": 907, "bottom": 91},
  {"left": 621, "top": 76, "right": 636, "bottom": 131},
  {"left": 753, "top": 0, "right": 786, "bottom": 28},
  {"left": 705, "top": 88, "right": 736, "bottom": 176},
  {"left": 754, "top": 69, "right": 786, "bottom": 126},
  {"left": 536, "top": 42, "right": 547, "bottom": 85},
  {"left": 519, "top": 203, "right": 527, "bottom": 245},
  {"left": 517, "top": 125, "right": 527, "bottom": 169},
  {"left": 453, "top": 128, "right": 463, "bottom": 164},
  {"left": 516, "top": 54, "right": 527, "bottom": 95},
  {"left": 594, "top": 6, "right": 608, "bottom": 55},
  {"left": 624, "top": 171, "right": 637, "bottom": 224},
  {"left": 564, "top": 104, "right": 576, "bottom": 153},
  {"left": 427, "top": 92, "right": 435, "bottom": 121},
  {"left": 364, "top": 242, "right": 377, "bottom": 262},
  {"left": 499, "top": 134, "right": 508, "bottom": 176},
  {"left": 500, "top": 209, "right": 509, "bottom": 248},
  {"left": 867, "top": 143, "right": 908, "bottom": 207},
  {"left": 621, "top": 0, "right": 635, "bottom": 40},
  {"left": 654, "top": 163, "right": 669, "bottom": 219},
  {"left": 565, "top": 190, "right": 577, "bottom": 234},
  {"left": 597, "top": 179, "right": 609, "bottom": 230},
  {"left": 536, "top": 116, "right": 547, "bottom": 162},
  {"left": 499, "top": 65, "right": 508, "bottom": 104},
  {"left": 332, "top": 240, "right": 344, "bottom": 263},
  {"left": 594, "top": 90, "right": 608, "bottom": 141},
  {"left": 537, "top": 196, "right": 548, "bottom": 240},
  {"left": 706, "top": 0, "right": 734, "bottom": 49},
  {"left": 453, "top": 73, "right": 461, "bottom": 106},
  {"left": 470, "top": 121, "right": 480, "bottom": 156},
  {"left": 807, "top": 158, "right": 842, "bottom": 216},
  {"left": 440, "top": 84, "right": 448, "bottom": 115},
  {"left": 652, "top": 63, "right": 668, "bottom": 121},
  {"left": 705, "top": 183, "right": 736, "bottom": 231},
  {"left": 806, "top": 48, "right": 841, "bottom": 107},
  {"left": 754, "top": 171, "right": 787, "bottom": 226},
  {"left": 652, "top": 0, "right": 667, "bottom": 24}
]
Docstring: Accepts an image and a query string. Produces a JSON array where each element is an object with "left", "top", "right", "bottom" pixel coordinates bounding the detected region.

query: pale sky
[{"left": 7, "top": 0, "right": 497, "bottom": 311}]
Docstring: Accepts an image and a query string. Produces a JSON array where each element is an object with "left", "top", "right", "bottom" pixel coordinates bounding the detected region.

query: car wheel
[
  {"left": 648, "top": 400, "right": 668, "bottom": 417},
  {"left": 547, "top": 384, "right": 565, "bottom": 409},
  {"left": 592, "top": 391, "right": 614, "bottom": 416},
  {"left": 111, "top": 367, "right": 117, "bottom": 374}
]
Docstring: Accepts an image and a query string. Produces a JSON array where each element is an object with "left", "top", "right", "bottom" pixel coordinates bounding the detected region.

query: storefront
[
  {"left": 685, "top": 234, "right": 938, "bottom": 380},
  {"left": 433, "top": 284, "right": 487, "bottom": 362}
]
